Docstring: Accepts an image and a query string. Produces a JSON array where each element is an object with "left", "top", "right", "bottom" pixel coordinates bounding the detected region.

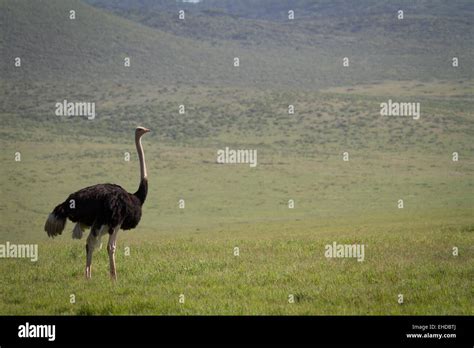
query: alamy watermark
[
  {"left": 217, "top": 147, "right": 257, "bottom": 167},
  {"left": 380, "top": 99, "right": 420, "bottom": 120},
  {"left": 55, "top": 100, "right": 95, "bottom": 120},
  {"left": 0, "top": 241, "right": 38, "bottom": 262},
  {"left": 18, "top": 322, "right": 55, "bottom": 341},
  {"left": 325, "top": 242, "right": 365, "bottom": 262}
]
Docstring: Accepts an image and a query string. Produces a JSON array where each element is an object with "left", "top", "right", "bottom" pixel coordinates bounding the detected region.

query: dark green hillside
[
  {"left": 2, "top": 0, "right": 473, "bottom": 89},
  {"left": 0, "top": 0, "right": 230, "bottom": 84},
  {"left": 87, "top": 0, "right": 474, "bottom": 49},
  {"left": 1, "top": 0, "right": 473, "bottom": 144},
  {"left": 199, "top": 0, "right": 474, "bottom": 19},
  {"left": 86, "top": 0, "right": 474, "bottom": 20}
]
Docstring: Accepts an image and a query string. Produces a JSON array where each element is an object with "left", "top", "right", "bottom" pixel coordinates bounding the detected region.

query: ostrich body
[{"left": 44, "top": 127, "right": 150, "bottom": 280}]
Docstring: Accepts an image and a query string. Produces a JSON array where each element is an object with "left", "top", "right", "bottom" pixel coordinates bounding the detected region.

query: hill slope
[
  {"left": 86, "top": 0, "right": 474, "bottom": 20},
  {"left": 2, "top": 0, "right": 473, "bottom": 88},
  {"left": 0, "top": 0, "right": 231, "bottom": 84}
]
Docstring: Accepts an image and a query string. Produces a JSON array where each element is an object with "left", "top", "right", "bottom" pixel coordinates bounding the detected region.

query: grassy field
[
  {"left": 0, "top": 218, "right": 472, "bottom": 315},
  {"left": 0, "top": 81, "right": 473, "bottom": 315}
]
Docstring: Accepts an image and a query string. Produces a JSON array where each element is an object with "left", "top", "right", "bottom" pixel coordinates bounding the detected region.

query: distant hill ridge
[{"left": 1, "top": 0, "right": 473, "bottom": 88}]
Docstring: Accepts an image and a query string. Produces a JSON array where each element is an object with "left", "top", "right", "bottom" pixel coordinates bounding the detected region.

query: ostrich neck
[
  {"left": 134, "top": 134, "right": 148, "bottom": 205},
  {"left": 135, "top": 134, "right": 147, "bottom": 180}
]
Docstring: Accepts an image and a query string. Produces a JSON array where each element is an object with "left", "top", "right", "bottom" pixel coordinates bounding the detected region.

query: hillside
[
  {"left": 2, "top": 0, "right": 473, "bottom": 89},
  {"left": 86, "top": 0, "right": 474, "bottom": 20},
  {"left": 0, "top": 0, "right": 229, "bottom": 84},
  {"left": 0, "top": 0, "right": 473, "bottom": 144},
  {"left": 87, "top": 0, "right": 474, "bottom": 49}
]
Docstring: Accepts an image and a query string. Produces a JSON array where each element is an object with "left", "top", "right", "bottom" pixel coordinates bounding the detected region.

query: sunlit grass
[{"left": 0, "top": 82, "right": 472, "bottom": 315}]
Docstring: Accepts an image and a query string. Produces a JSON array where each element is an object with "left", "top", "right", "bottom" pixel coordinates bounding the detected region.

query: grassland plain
[
  {"left": 0, "top": 81, "right": 473, "bottom": 315},
  {"left": 0, "top": 0, "right": 473, "bottom": 315}
]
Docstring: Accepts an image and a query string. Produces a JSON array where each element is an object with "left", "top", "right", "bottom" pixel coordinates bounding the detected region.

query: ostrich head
[{"left": 135, "top": 126, "right": 151, "bottom": 138}]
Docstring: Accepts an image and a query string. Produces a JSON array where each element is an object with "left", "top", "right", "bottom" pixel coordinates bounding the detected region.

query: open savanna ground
[
  {"left": 0, "top": 80, "right": 472, "bottom": 315},
  {"left": 0, "top": 218, "right": 472, "bottom": 315}
]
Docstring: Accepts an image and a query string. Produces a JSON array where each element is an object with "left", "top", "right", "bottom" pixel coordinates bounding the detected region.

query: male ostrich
[{"left": 44, "top": 126, "right": 151, "bottom": 280}]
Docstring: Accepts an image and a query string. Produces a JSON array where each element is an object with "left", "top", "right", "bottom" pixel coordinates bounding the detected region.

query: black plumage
[{"left": 49, "top": 179, "right": 147, "bottom": 235}]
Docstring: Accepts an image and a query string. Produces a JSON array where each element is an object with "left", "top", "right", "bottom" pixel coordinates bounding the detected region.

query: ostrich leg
[
  {"left": 107, "top": 226, "right": 119, "bottom": 280},
  {"left": 85, "top": 223, "right": 102, "bottom": 279}
]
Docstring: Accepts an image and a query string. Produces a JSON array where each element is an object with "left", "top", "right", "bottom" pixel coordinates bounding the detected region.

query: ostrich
[{"left": 44, "top": 126, "right": 150, "bottom": 280}]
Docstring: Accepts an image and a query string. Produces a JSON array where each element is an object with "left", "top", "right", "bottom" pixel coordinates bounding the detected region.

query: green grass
[
  {"left": 0, "top": 83, "right": 472, "bottom": 314},
  {"left": 0, "top": 219, "right": 472, "bottom": 315}
]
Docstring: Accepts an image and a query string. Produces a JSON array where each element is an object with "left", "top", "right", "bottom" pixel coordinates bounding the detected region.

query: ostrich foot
[{"left": 85, "top": 266, "right": 92, "bottom": 279}]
